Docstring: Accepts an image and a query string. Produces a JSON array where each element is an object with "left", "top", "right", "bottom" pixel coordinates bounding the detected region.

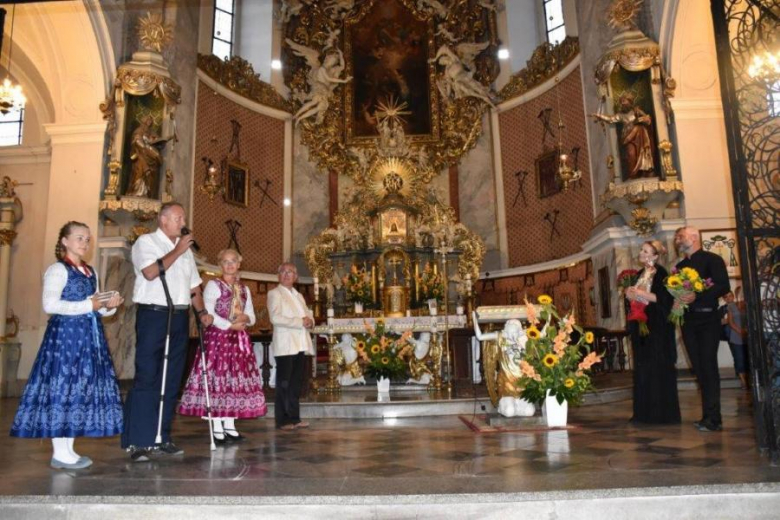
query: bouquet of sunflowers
[
  {"left": 665, "top": 266, "right": 713, "bottom": 326},
  {"left": 343, "top": 265, "right": 372, "bottom": 305},
  {"left": 356, "top": 320, "right": 412, "bottom": 381},
  {"left": 417, "top": 263, "right": 445, "bottom": 303},
  {"left": 516, "top": 295, "right": 602, "bottom": 406}
]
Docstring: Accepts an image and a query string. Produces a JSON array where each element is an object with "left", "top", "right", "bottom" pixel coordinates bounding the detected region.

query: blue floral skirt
[{"left": 10, "top": 313, "right": 123, "bottom": 438}]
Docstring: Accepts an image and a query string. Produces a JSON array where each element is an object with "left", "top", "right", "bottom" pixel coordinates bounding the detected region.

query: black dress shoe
[
  {"left": 696, "top": 421, "right": 723, "bottom": 432},
  {"left": 157, "top": 442, "right": 184, "bottom": 455},
  {"left": 129, "top": 447, "right": 152, "bottom": 462},
  {"left": 212, "top": 434, "right": 227, "bottom": 446},
  {"left": 224, "top": 430, "right": 245, "bottom": 442}
]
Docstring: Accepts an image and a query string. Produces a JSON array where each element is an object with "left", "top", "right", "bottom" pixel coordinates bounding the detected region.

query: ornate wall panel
[
  {"left": 192, "top": 82, "right": 285, "bottom": 274},
  {"left": 498, "top": 66, "right": 594, "bottom": 267}
]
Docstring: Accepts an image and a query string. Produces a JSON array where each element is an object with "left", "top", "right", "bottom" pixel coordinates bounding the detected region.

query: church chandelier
[{"left": 0, "top": 6, "right": 26, "bottom": 115}]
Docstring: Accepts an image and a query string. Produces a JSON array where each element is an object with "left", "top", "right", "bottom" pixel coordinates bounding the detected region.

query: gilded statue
[
  {"left": 404, "top": 332, "right": 433, "bottom": 385},
  {"left": 592, "top": 91, "right": 655, "bottom": 179},
  {"left": 285, "top": 38, "right": 352, "bottom": 126},
  {"left": 332, "top": 333, "right": 366, "bottom": 386},
  {"left": 473, "top": 316, "right": 536, "bottom": 417},
  {"left": 127, "top": 115, "right": 171, "bottom": 198}
]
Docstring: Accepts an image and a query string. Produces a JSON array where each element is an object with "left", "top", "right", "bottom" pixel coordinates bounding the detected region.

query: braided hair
[{"left": 55, "top": 221, "right": 89, "bottom": 261}]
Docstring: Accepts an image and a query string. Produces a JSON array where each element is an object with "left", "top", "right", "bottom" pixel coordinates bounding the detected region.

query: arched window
[
  {"left": 0, "top": 107, "right": 23, "bottom": 146},
  {"left": 212, "top": 0, "right": 235, "bottom": 60},
  {"left": 542, "top": 0, "right": 566, "bottom": 45}
]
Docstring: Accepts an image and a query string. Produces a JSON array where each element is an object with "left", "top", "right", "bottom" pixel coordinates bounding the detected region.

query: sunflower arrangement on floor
[
  {"left": 516, "top": 295, "right": 603, "bottom": 406},
  {"left": 357, "top": 320, "right": 413, "bottom": 381}
]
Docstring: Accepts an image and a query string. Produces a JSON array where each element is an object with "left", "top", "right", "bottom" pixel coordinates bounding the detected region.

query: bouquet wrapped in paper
[
  {"left": 665, "top": 267, "right": 713, "bottom": 326},
  {"left": 617, "top": 269, "right": 649, "bottom": 335}
]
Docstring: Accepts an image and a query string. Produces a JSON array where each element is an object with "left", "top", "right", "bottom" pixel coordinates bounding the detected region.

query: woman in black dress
[{"left": 625, "top": 240, "right": 681, "bottom": 424}]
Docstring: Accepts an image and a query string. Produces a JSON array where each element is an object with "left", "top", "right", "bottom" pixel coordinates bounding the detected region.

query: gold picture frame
[{"left": 225, "top": 161, "right": 250, "bottom": 207}]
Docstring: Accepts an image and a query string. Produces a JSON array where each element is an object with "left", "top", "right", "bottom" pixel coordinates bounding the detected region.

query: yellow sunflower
[
  {"left": 370, "top": 344, "right": 381, "bottom": 354},
  {"left": 538, "top": 294, "right": 553, "bottom": 305},
  {"left": 584, "top": 331, "right": 594, "bottom": 344},
  {"left": 681, "top": 267, "right": 700, "bottom": 281},
  {"left": 542, "top": 354, "right": 559, "bottom": 367},
  {"left": 356, "top": 341, "right": 366, "bottom": 351},
  {"left": 564, "top": 378, "right": 575, "bottom": 388},
  {"left": 527, "top": 326, "right": 541, "bottom": 340},
  {"left": 693, "top": 281, "right": 704, "bottom": 292},
  {"left": 381, "top": 357, "right": 390, "bottom": 365},
  {"left": 667, "top": 276, "right": 682, "bottom": 288}
]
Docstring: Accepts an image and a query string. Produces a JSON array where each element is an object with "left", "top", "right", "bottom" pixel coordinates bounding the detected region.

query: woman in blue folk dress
[{"left": 10, "top": 221, "right": 124, "bottom": 469}]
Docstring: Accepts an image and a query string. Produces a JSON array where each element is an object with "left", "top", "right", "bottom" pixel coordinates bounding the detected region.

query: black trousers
[
  {"left": 681, "top": 313, "right": 722, "bottom": 425},
  {"left": 275, "top": 352, "right": 305, "bottom": 427},
  {"left": 121, "top": 307, "right": 189, "bottom": 449}
]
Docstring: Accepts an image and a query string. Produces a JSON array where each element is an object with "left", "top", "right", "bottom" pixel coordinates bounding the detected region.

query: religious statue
[
  {"left": 286, "top": 38, "right": 352, "bottom": 126},
  {"left": 331, "top": 333, "right": 366, "bottom": 386},
  {"left": 405, "top": 332, "right": 433, "bottom": 385},
  {"left": 432, "top": 44, "right": 495, "bottom": 108},
  {"left": 591, "top": 91, "right": 655, "bottom": 179},
  {"left": 127, "top": 115, "right": 171, "bottom": 198},
  {"left": 473, "top": 315, "right": 536, "bottom": 417}
]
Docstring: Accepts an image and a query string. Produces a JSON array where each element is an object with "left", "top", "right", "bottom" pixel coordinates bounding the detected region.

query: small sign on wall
[{"left": 700, "top": 229, "right": 741, "bottom": 279}]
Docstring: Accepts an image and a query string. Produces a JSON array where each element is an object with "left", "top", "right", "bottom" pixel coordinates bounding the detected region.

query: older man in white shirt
[
  {"left": 121, "top": 202, "right": 213, "bottom": 461},
  {"left": 267, "top": 262, "right": 314, "bottom": 430}
]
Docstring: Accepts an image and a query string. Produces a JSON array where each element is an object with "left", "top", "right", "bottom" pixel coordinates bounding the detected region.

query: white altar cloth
[{"left": 312, "top": 315, "right": 467, "bottom": 335}]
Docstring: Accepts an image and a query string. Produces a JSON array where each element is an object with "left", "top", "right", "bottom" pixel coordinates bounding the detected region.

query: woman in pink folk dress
[{"left": 178, "top": 249, "right": 266, "bottom": 443}]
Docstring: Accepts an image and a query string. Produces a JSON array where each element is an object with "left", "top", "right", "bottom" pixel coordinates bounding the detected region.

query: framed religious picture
[
  {"left": 225, "top": 161, "right": 250, "bottom": 207},
  {"left": 536, "top": 149, "right": 561, "bottom": 198},
  {"left": 700, "top": 229, "right": 741, "bottom": 278},
  {"left": 598, "top": 266, "right": 612, "bottom": 319},
  {"left": 559, "top": 268, "right": 569, "bottom": 282}
]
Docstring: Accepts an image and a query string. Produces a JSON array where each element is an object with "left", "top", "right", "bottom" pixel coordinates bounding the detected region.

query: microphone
[{"left": 180, "top": 227, "right": 201, "bottom": 252}]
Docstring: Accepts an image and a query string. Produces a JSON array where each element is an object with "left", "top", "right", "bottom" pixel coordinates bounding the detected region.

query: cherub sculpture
[
  {"left": 405, "top": 332, "right": 433, "bottom": 385},
  {"left": 473, "top": 314, "right": 536, "bottom": 417},
  {"left": 285, "top": 38, "right": 352, "bottom": 126},
  {"left": 432, "top": 44, "right": 495, "bottom": 108},
  {"left": 332, "top": 333, "right": 366, "bottom": 386},
  {"left": 416, "top": 0, "right": 449, "bottom": 19},
  {"left": 325, "top": 0, "right": 355, "bottom": 19}
]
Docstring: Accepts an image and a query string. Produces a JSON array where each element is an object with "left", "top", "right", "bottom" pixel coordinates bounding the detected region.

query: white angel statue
[
  {"left": 405, "top": 332, "right": 433, "bottom": 385},
  {"left": 473, "top": 314, "right": 536, "bottom": 417},
  {"left": 285, "top": 38, "right": 353, "bottom": 125},
  {"left": 331, "top": 333, "right": 366, "bottom": 386},
  {"left": 432, "top": 43, "right": 495, "bottom": 108},
  {"left": 325, "top": 0, "right": 355, "bottom": 19}
]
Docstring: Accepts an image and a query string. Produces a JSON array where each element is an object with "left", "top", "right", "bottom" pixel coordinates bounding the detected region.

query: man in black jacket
[{"left": 674, "top": 226, "right": 731, "bottom": 432}]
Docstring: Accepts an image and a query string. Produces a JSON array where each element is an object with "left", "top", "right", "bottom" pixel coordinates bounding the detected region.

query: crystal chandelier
[{"left": 0, "top": 6, "right": 26, "bottom": 115}]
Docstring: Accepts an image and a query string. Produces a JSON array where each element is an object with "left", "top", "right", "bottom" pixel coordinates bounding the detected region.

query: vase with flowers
[
  {"left": 516, "top": 295, "right": 603, "bottom": 427},
  {"left": 355, "top": 320, "right": 413, "bottom": 393},
  {"left": 416, "top": 263, "right": 445, "bottom": 312},
  {"left": 343, "top": 265, "right": 372, "bottom": 314}
]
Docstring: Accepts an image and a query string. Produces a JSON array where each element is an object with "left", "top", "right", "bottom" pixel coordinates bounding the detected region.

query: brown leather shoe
[
  {"left": 294, "top": 421, "right": 310, "bottom": 429},
  {"left": 279, "top": 424, "right": 296, "bottom": 431}
]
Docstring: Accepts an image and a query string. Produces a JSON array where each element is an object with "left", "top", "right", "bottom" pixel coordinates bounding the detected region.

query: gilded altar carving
[
  {"left": 498, "top": 37, "right": 580, "bottom": 102},
  {"left": 0, "top": 230, "right": 17, "bottom": 246},
  {"left": 282, "top": 0, "right": 498, "bottom": 180},
  {"left": 197, "top": 54, "right": 291, "bottom": 113}
]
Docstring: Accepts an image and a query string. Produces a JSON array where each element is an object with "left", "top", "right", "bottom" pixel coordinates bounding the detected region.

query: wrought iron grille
[{"left": 710, "top": 0, "right": 780, "bottom": 461}]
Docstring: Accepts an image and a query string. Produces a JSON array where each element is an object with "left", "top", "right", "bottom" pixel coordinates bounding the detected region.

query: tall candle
[
  {"left": 414, "top": 262, "right": 420, "bottom": 301},
  {"left": 313, "top": 276, "right": 319, "bottom": 296}
]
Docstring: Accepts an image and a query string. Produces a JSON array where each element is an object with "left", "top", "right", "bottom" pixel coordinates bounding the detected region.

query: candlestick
[
  {"left": 414, "top": 262, "right": 420, "bottom": 302},
  {"left": 313, "top": 276, "right": 319, "bottom": 299}
]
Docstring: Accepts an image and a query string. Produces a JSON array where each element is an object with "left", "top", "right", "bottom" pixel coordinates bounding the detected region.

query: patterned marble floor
[{"left": 0, "top": 388, "right": 778, "bottom": 499}]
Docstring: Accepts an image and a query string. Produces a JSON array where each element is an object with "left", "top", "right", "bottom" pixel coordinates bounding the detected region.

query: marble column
[{"left": 0, "top": 189, "right": 23, "bottom": 397}]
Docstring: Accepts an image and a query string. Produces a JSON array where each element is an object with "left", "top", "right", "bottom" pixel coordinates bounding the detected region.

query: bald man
[{"left": 674, "top": 226, "right": 730, "bottom": 432}]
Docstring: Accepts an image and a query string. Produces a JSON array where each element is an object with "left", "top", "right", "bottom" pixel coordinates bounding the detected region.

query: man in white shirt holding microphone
[{"left": 121, "top": 202, "right": 213, "bottom": 461}]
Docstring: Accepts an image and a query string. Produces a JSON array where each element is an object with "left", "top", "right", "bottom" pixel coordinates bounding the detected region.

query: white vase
[
  {"left": 377, "top": 376, "right": 390, "bottom": 393},
  {"left": 544, "top": 390, "right": 568, "bottom": 427},
  {"left": 354, "top": 301, "right": 364, "bottom": 314}
]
